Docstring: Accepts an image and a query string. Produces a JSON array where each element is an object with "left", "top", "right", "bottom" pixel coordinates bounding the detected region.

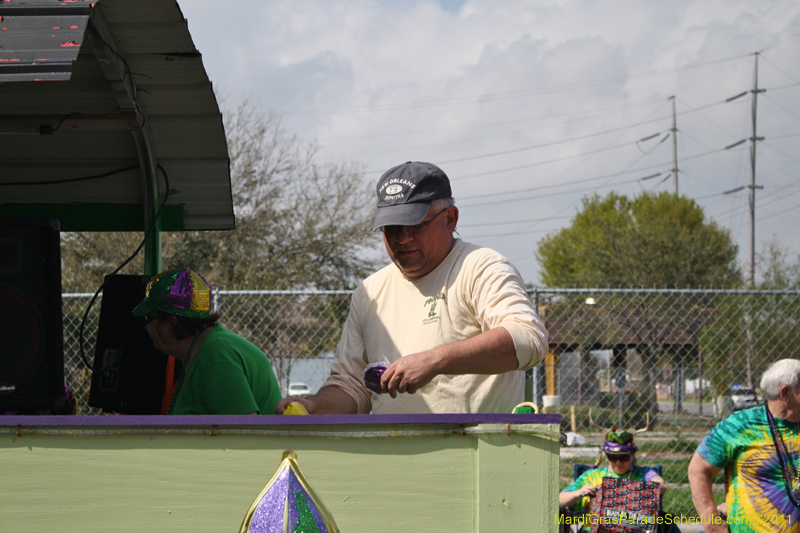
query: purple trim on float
[{"left": 0, "top": 413, "right": 561, "bottom": 428}]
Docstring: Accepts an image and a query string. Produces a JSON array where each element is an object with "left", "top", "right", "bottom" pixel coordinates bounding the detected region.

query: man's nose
[{"left": 394, "top": 227, "right": 414, "bottom": 243}]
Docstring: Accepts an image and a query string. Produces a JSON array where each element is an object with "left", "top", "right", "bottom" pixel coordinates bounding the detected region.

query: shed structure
[{"left": 0, "top": 0, "right": 233, "bottom": 272}]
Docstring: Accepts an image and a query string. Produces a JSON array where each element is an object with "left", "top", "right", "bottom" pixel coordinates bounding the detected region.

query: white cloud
[{"left": 180, "top": 0, "right": 800, "bottom": 284}]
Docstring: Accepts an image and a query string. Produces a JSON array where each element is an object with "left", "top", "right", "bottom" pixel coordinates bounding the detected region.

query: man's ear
[{"left": 447, "top": 206, "right": 459, "bottom": 231}]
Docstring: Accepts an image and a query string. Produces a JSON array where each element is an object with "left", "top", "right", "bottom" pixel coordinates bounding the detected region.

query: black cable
[
  {"left": 78, "top": 164, "right": 171, "bottom": 370},
  {"left": 87, "top": 4, "right": 146, "bottom": 128},
  {"left": 52, "top": 112, "right": 82, "bottom": 132},
  {"left": 0, "top": 165, "right": 139, "bottom": 187}
]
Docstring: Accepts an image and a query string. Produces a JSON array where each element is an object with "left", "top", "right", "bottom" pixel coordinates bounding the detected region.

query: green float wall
[{"left": 0, "top": 420, "right": 560, "bottom": 532}]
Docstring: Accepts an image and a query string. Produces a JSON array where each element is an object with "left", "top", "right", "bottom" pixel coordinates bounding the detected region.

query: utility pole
[
  {"left": 670, "top": 96, "right": 678, "bottom": 195},
  {"left": 748, "top": 52, "right": 766, "bottom": 287},
  {"left": 745, "top": 52, "right": 766, "bottom": 389},
  {"left": 724, "top": 54, "right": 765, "bottom": 286},
  {"left": 723, "top": 53, "right": 766, "bottom": 390}
]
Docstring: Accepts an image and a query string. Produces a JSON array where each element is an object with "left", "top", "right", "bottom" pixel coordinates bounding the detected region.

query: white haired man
[{"left": 688, "top": 358, "right": 800, "bottom": 533}]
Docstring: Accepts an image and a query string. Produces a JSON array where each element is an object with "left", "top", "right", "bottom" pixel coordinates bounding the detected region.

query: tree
[
  {"left": 698, "top": 238, "right": 800, "bottom": 409},
  {"left": 536, "top": 191, "right": 742, "bottom": 288},
  {"left": 61, "top": 231, "right": 145, "bottom": 292},
  {"left": 757, "top": 237, "right": 800, "bottom": 290},
  {"left": 536, "top": 192, "right": 743, "bottom": 421}
]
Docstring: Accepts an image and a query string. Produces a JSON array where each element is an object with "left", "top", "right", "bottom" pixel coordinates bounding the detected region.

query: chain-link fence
[
  {"left": 62, "top": 287, "right": 800, "bottom": 514},
  {"left": 62, "top": 290, "right": 352, "bottom": 415},
  {"left": 533, "top": 288, "right": 800, "bottom": 518}
]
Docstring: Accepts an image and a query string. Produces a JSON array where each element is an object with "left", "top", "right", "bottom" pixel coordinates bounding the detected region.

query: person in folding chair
[{"left": 559, "top": 430, "right": 671, "bottom": 532}]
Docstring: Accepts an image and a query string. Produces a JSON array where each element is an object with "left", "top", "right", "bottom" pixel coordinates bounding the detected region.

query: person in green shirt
[{"left": 132, "top": 268, "right": 281, "bottom": 415}]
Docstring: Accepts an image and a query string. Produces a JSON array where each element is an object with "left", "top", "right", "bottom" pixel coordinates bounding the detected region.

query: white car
[
  {"left": 730, "top": 386, "right": 762, "bottom": 411},
  {"left": 287, "top": 382, "right": 312, "bottom": 396}
]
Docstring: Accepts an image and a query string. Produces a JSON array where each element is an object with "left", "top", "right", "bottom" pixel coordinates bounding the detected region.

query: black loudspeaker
[
  {"left": 89, "top": 274, "right": 170, "bottom": 414},
  {"left": 0, "top": 218, "right": 65, "bottom": 413}
]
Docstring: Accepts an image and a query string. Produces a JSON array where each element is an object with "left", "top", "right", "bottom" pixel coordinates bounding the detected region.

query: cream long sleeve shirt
[{"left": 323, "top": 239, "right": 548, "bottom": 414}]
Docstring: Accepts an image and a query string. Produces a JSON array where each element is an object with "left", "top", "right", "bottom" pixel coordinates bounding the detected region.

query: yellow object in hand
[{"left": 282, "top": 401, "right": 309, "bottom": 415}]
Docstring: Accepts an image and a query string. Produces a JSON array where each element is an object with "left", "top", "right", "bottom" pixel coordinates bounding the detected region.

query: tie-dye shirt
[
  {"left": 562, "top": 465, "right": 660, "bottom": 516},
  {"left": 697, "top": 406, "right": 800, "bottom": 532}
]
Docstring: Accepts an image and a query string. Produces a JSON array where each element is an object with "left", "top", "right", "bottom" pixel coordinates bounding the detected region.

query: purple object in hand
[{"left": 363, "top": 363, "right": 387, "bottom": 394}]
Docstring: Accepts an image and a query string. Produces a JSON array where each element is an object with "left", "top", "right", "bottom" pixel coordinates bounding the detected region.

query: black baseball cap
[{"left": 372, "top": 161, "right": 452, "bottom": 231}]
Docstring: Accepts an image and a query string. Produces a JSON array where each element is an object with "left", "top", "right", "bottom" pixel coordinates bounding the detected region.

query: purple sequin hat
[{"left": 132, "top": 268, "right": 214, "bottom": 318}]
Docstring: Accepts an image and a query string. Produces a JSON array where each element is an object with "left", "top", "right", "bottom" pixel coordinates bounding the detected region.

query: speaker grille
[{"left": 0, "top": 218, "right": 64, "bottom": 413}]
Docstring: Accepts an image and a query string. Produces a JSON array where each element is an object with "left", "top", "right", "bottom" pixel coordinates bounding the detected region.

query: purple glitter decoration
[
  {"left": 249, "top": 468, "right": 289, "bottom": 532},
  {"left": 363, "top": 363, "right": 387, "bottom": 394},
  {"left": 247, "top": 467, "right": 329, "bottom": 533},
  {"left": 165, "top": 270, "right": 194, "bottom": 311}
]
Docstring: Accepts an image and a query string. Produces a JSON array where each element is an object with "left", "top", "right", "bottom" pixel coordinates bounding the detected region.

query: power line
[
  {"left": 768, "top": 132, "right": 800, "bottom": 140},
  {"left": 762, "top": 94, "right": 800, "bottom": 122},
  {"left": 458, "top": 214, "right": 572, "bottom": 228},
  {"left": 675, "top": 96, "right": 749, "bottom": 141},
  {"left": 359, "top": 94, "right": 737, "bottom": 175},
  {"left": 456, "top": 76, "right": 791, "bottom": 219},
  {"left": 461, "top": 226, "right": 565, "bottom": 240},
  {"left": 457, "top": 145, "right": 729, "bottom": 206},
  {"left": 767, "top": 82, "right": 800, "bottom": 92},
  {"left": 319, "top": 98, "right": 667, "bottom": 143},
  {"left": 348, "top": 118, "right": 664, "bottom": 162},
  {"left": 458, "top": 102, "right": 675, "bottom": 239},
  {"left": 443, "top": 134, "right": 663, "bottom": 167},
  {"left": 759, "top": 31, "right": 800, "bottom": 54},
  {"left": 760, "top": 200, "right": 800, "bottom": 222},
  {"left": 471, "top": 168, "right": 799, "bottom": 252},
  {"left": 342, "top": 103, "right": 671, "bottom": 161},
  {"left": 279, "top": 54, "right": 750, "bottom": 117},
  {"left": 758, "top": 54, "right": 800, "bottom": 85},
  {"left": 714, "top": 182, "right": 800, "bottom": 224}
]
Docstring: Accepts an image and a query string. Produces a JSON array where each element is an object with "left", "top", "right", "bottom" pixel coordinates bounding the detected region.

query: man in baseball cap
[{"left": 276, "top": 161, "right": 547, "bottom": 415}]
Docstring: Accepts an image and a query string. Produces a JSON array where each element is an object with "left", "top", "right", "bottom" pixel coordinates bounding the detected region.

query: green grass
[
  {"left": 638, "top": 435, "right": 699, "bottom": 454},
  {"left": 663, "top": 485, "right": 725, "bottom": 518}
]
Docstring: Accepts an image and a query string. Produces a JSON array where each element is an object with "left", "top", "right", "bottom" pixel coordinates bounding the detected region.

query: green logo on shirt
[{"left": 423, "top": 293, "right": 446, "bottom": 324}]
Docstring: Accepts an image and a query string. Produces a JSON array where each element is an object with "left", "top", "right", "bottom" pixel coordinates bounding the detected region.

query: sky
[{"left": 178, "top": 0, "right": 800, "bottom": 285}]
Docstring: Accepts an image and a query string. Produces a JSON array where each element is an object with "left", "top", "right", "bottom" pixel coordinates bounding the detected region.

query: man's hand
[
  {"left": 380, "top": 349, "right": 441, "bottom": 397},
  {"left": 274, "top": 396, "right": 312, "bottom": 415},
  {"left": 379, "top": 327, "right": 519, "bottom": 398},
  {"left": 274, "top": 386, "right": 358, "bottom": 415}
]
